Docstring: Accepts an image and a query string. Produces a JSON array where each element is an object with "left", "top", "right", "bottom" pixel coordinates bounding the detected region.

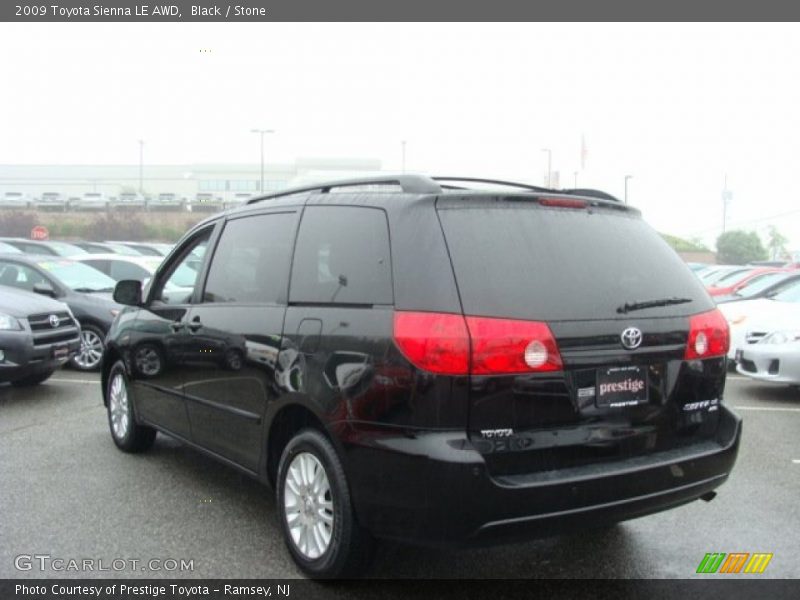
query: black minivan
[{"left": 103, "top": 175, "right": 741, "bottom": 578}]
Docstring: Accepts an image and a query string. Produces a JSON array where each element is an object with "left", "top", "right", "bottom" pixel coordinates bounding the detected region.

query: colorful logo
[{"left": 696, "top": 552, "right": 773, "bottom": 574}]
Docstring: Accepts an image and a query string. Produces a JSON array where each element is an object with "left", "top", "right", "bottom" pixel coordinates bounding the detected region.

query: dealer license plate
[{"left": 596, "top": 365, "right": 648, "bottom": 408}]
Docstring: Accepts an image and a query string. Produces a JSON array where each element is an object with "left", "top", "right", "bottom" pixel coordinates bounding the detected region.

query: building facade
[{"left": 0, "top": 158, "right": 383, "bottom": 202}]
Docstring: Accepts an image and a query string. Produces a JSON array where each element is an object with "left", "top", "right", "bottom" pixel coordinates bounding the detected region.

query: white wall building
[{"left": 0, "top": 157, "right": 383, "bottom": 202}]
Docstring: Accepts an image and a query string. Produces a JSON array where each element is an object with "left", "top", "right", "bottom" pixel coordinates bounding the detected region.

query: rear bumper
[{"left": 341, "top": 406, "right": 741, "bottom": 546}]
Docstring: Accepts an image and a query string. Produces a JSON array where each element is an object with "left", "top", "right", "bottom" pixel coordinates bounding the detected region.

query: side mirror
[
  {"left": 33, "top": 282, "right": 57, "bottom": 298},
  {"left": 113, "top": 279, "right": 142, "bottom": 306}
]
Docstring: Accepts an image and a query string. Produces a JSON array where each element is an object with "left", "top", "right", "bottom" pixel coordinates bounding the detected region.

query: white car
[
  {"left": 0, "top": 192, "right": 30, "bottom": 209},
  {"left": 736, "top": 331, "right": 800, "bottom": 385},
  {"left": 71, "top": 253, "right": 195, "bottom": 302},
  {"left": 71, "top": 254, "right": 164, "bottom": 283},
  {"left": 718, "top": 282, "right": 800, "bottom": 360},
  {"left": 72, "top": 192, "right": 109, "bottom": 211}
]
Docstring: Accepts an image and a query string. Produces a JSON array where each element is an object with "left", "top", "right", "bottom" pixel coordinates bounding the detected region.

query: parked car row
[
  {"left": 692, "top": 263, "right": 800, "bottom": 387},
  {"left": 0, "top": 237, "right": 178, "bottom": 378},
  {"left": 0, "top": 191, "right": 255, "bottom": 212},
  {"left": 0, "top": 237, "right": 173, "bottom": 257}
]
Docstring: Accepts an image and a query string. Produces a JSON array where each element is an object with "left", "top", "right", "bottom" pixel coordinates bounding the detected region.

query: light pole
[
  {"left": 542, "top": 148, "right": 552, "bottom": 188},
  {"left": 401, "top": 140, "right": 407, "bottom": 173},
  {"left": 137, "top": 139, "right": 144, "bottom": 194},
  {"left": 573, "top": 171, "right": 578, "bottom": 188},
  {"left": 624, "top": 175, "right": 633, "bottom": 204},
  {"left": 722, "top": 175, "right": 732, "bottom": 233},
  {"left": 250, "top": 129, "right": 275, "bottom": 193}
]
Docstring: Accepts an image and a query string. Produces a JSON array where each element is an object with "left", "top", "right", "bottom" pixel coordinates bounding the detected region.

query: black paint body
[{"left": 102, "top": 187, "right": 741, "bottom": 546}]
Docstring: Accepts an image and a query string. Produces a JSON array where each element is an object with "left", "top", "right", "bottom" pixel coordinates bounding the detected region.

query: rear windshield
[{"left": 437, "top": 203, "right": 712, "bottom": 321}]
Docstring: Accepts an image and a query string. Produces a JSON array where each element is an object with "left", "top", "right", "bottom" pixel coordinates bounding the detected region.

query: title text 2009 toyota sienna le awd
[{"left": 103, "top": 175, "right": 741, "bottom": 578}]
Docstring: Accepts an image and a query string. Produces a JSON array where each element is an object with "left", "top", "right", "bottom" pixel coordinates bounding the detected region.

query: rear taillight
[
  {"left": 393, "top": 312, "right": 563, "bottom": 375},
  {"left": 393, "top": 312, "right": 470, "bottom": 375},
  {"left": 685, "top": 309, "right": 730, "bottom": 360},
  {"left": 466, "top": 316, "right": 562, "bottom": 374}
]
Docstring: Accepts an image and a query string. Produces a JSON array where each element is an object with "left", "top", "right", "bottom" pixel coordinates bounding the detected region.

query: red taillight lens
[
  {"left": 393, "top": 312, "right": 470, "bottom": 375},
  {"left": 393, "top": 311, "right": 563, "bottom": 375},
  {"left": 685, "top": 309, "right": 730, "bottom": 360},
  {"left": 466, "top": 316, "right": 563, "bottom": 374},
  {"left": 538, "top": 197, "right": 588, "bottom": 209}
]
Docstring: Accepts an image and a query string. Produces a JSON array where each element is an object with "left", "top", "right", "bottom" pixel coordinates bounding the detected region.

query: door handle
[
  {"left": 188, "top": 319, "right": 202, "bottom": 333},
  {"left": 169, "top": 322, "right": 185, "bottom": 332}
]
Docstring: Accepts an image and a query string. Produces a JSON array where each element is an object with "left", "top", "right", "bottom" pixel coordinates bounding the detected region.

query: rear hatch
[{"left": 436, "top": 194, "right": 727, "bottom": 477}]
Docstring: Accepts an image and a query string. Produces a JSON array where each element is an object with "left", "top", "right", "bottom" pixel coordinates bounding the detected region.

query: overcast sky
[{"left": 2, "top": 22, "right": 799, "bottom": 252}]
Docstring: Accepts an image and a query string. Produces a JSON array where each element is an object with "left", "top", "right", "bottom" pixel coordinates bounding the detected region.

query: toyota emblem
[
  {"left": 620, "top": 327, "right": 643, "bottom": 350},
  {"left": 48, "top": 314, "right": 60, "bottom": 328}
]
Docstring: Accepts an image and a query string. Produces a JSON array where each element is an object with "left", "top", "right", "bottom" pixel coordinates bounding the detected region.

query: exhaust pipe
[{"left": 700, "top": 491, "right": 717, "bottom": 502}]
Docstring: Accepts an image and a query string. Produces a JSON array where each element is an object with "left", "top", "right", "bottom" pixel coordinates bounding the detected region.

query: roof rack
[
  {"left": 246, "top": 174, "right": 443, "bottom": 204},
  {"left": 558, "top": 188, "right": 621, "bottom": 202},
  {"left": 245, "top": 174, "right": 621, "bottom": 205},
  {"left": 432, "top": 176, "right": 554, "bottom": 193}
]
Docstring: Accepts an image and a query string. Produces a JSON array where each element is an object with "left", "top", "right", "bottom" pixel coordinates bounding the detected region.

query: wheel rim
[
  {"left": 283, "top": 452, "right": 334, "bottom": 560},
  {"left": 136, "top": 347, "right": 161, "bottom": 376},
  {"left": 108, "top": 373, "right": 130, "bottom": 440},
  {"left": 75, "top": 329, "right": 104, "bottom": 369}
]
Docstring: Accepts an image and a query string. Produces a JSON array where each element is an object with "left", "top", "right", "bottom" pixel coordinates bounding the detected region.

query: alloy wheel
[
  {"left": 283, "top": 452, "right": 334, "bottom": 560},
  {"left": 108, "top": 373, "right": 130, "bottom": 441},
  {"left": 75, "top": 329, "right": 104, "bottom": 370}
]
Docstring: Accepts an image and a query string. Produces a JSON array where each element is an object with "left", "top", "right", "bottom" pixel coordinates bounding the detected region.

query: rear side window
[
  {"left": 438, "top": 204, "right": 711, "bottom": 321},
  {"left": 203, "top": 212, "right": 296, "bottom": 304},
  {"left": 290, "top": 206, "right": 393, "bottom": 305}
]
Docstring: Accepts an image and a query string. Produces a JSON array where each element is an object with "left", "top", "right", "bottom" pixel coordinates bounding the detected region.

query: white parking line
[
  {"left": 729, "top": 405, "right": 800, "bottom": 413},
  {"left": 48, "top": 378, "right": 101, "bottom": 385}
]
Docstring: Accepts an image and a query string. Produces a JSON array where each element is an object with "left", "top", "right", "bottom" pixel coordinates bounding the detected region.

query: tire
[
  {"left": 276, "top": 428, "right": 374, "bottom": 579},
  {"left": 71, "top": 324, "right": 106, "bottom": 371},
  {"left": 11, "top": 369, "right": 55, "bottom": 387},
  {"left": 106, "top": 360, "right": 156, "bottom": 453}
]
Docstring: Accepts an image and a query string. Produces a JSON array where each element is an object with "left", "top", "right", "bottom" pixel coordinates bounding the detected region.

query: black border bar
[
  {"left": 4, "top": 0, "right": 800, "bottom": 22},
  {"left": 3, "top": 579, "right": 800, "bottom": 600}
]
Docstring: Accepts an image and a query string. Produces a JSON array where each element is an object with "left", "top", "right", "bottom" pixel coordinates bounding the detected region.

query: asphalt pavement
[{"left": 1, "top": 371, "right": 798, "bottom": 579}]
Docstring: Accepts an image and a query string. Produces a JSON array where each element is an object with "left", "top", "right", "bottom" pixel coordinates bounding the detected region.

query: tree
[
  {"left": 660, "top": 233, "right": 709, "bottom": 252},
  {"left": 766, "top": 225, "right": 789, "bottom": 260},
  {"left": 716, "top": 230, "right": 768, "bottom": 265}
]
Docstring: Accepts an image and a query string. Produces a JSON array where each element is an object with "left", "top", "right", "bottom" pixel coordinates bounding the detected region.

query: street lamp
[
  {"left": 542, "top": 148, "right": 552, "bottom": 188},
  {"left": 401, "top": 140, "right": 407, "bottom": 173},
  {"left": 137, "top": 139, "right": 144, "bottom": 194},
  {"left": 722, "top": 175, "right": 732, "bottom": 233},
  {"left": 250, "top": 129, "right": 275, "bottom": 193},
  {"left": 624, "top": 175, "right": 633, "bottom": 204}
]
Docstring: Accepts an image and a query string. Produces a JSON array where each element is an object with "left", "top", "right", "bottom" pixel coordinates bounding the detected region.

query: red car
[{"left": 707, "top": 267, "right": 789, "bottom": 297}]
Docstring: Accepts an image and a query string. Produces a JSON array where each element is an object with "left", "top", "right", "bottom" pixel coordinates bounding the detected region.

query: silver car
[{"left": 736, "top": 330, "right": 800, "bottom": 386}]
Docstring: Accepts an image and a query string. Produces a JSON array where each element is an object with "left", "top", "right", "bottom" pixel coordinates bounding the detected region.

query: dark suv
[{"left": 103, "top": 175, "right": 741, "bottom": 578}]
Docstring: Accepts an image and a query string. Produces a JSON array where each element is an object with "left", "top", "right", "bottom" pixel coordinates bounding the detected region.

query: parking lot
[{"left": 0, "top": 372, "right": 798, "bottom": 579}]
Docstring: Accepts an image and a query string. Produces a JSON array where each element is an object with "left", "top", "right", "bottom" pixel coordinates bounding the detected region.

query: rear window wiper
[{"left": 616, "top": 296, "right": 693, "bottom": 314}]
